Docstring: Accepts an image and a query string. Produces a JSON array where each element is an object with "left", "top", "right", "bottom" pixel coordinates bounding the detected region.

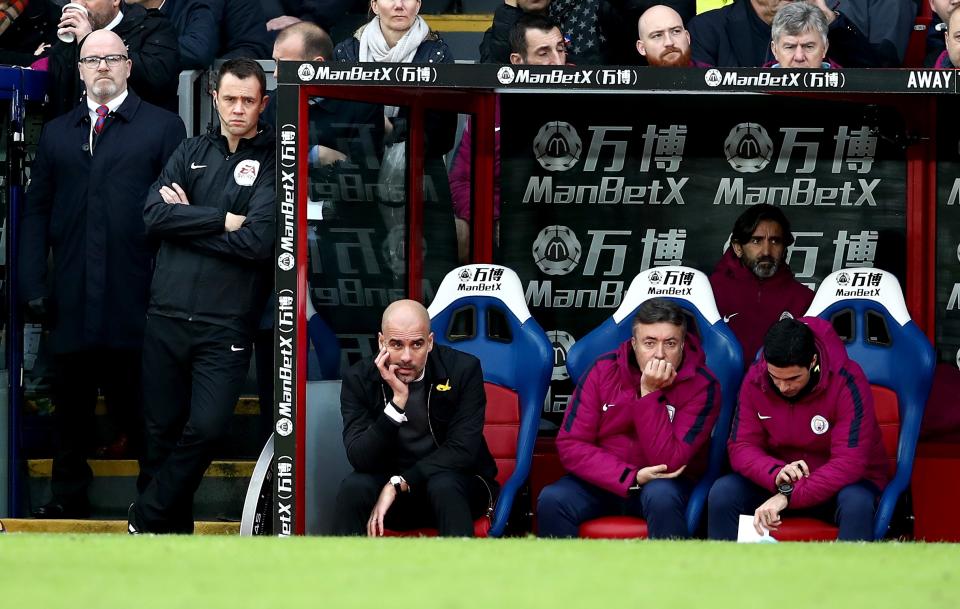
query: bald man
[
  {"left": 19, "top": 29, "right": 185, "bottom": 518},
  {"left": 333, "top": 300, "right": 499, "bottom": 537},
  {"left": 636, "top": 5, "right": 700, "bottom": 67}
]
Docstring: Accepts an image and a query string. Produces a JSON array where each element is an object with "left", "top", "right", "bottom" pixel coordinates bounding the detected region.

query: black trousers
[
  {"left": 333, "top": 470, "right": 496, "bottom": 537},
  {"left": 49, "top": 349, "right": 142, "bottom": 507},
  {"left": 136, "top": 315, "right": 251, "bottom": 533}
]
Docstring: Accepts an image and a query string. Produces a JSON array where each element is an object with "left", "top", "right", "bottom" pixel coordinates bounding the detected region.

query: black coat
[
  {"left": 18, "top": 91, "right": 186, "bottom": 354},
  {"left": 213, "top": 0, "right": 272, "bottom": 60},
  {"left": 478, "top": 4, "right": 523, "bottom": 64},
  {"left": 143, "top": 124, "right": 276, "bottom": 335},
  {"left": 688, "top": 0, "right": 885, "bottom": 68},
  {"left": 44, "top": 3, "right": 180, "bottom": 119},
  {"left": 161, "top": 0, "right": 219, "bottom": 70},
  {"left": 340, "top": 344, "right": 498, "bottom": 488}
]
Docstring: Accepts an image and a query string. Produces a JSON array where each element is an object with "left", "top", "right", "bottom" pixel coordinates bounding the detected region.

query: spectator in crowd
[
  {"left": 537, "top": 299, "right": 721, "bottom": 539},
  {"left": 272, "top": 21, "right": 383, "bottom": 174},
  {"left": 601, "top": 0, "right": 694, "bottom": 64},
  {"left": 708, "top": 318, "right": 889, "bottom": 541},
  {"left": 840, "top": 0, "right": 917, "bottom": 67},
  {"left": 928, "top": 0, "right": 959, "bottom": 66},
  {"left": 256, "top": 20, "right": 383, "bottom": 439},
  {"left": 127, "top": 0, "right": 218, "bottom": 70},
  {"left": 450, "top": 14, "right": 566, "bottom": 263},
  {"left": 479, "top": 0, "right": 552, "bottom": 64},
  {"left": 40, "top": 0, "right": 180, "bottom": 118},
  {"left": 688, "top": 0, "right": 886, "bottom": 68},
  {"left": 216, "top": 0, "right": 272, "bottom": 59},
  {"left": 934, "top": 4, "right": 960, "bottom": 67},
  {"left": 709, "top": 204, "right": 814, "bottom": 366},
  {"left": 267, "top": 0, "right": 354, "bottom": 33},
  {"left": 550, "top": 0, "right": 601, "bottom": 63},
  {"left": 0, "top": 0, "right": 58, "bottom": 66},
  {"left": 334, "top": 0, "right": 458, "bottom": 279},
  {"left": 768, "top": 1, "right": 839, "bottom": 68},
  {"left": 636, "top": 4, "right": 704, "bottom": 66},
  {"left": 129, "top": 59, "right": 275, "bottom": 534},
  {"left": 18, "top": 30, "right": 185, "bottom": 518},
  {"left": 333, "top": 299, "right": 498, "bottom": 537}
]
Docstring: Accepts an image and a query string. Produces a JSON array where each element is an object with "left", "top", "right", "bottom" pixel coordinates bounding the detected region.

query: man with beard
[
  {"left": 19, "top": 29, "right": 184, "bottom": 518},
  {"left": 708, "top": 318, "right": 889, "bottom": 541},
  {"left": 41, "top": 0, "right": 179, "bottom": 119},
  {"left": 333, "top": 300, "right": 498, "bottom": 537},
  {"left": 636, "top": 4, "right": 705, "bottom": 67},
  {"left": 709, "top": 204, "right": 814, "bottom": 365}
]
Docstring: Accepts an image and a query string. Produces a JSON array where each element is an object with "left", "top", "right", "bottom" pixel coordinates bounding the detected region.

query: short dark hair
[
  {"left": 509, "top": 14, "right": 562, "bottom": 58},
  {"left": 730, "top": 204, "right": 795, "bottom": 248},
  {"left": 763, "top": 319, "right": 816, "bottom": 368},
  {"left": 277, "top": 21, "right": 334, "bottom": 61},
  {"left": 631, "top": 298, "right": 687, "bottom": 335},
  {"left": 216, "top": 58, "right": 267, "bottom": 98}
]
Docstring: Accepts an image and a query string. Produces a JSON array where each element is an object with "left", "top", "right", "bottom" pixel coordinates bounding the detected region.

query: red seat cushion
[
  {"left": 871, "top": 385, "right": 900, "bottom": 476},
  {"left": 579, "top": 516, "right": 649, "bottom": 539},
  {"left": 772, "top": 517, "right": 839, "bottom": 542},
  {"left": 484, "top": 383, "right": 520, "bottom": 486}
]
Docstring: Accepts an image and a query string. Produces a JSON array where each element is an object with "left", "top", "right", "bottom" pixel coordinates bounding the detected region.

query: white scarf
[
  {"left": 358, "top": 15, "right": 430, "bottom": 64},
  {"left": 358, "top": 15, "right": 430, "bottom": 117}
]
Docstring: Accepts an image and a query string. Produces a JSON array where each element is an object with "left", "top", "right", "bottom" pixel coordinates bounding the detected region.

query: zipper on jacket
[{"left": 426, "top": 385, "right": 439, "bottom": 448}]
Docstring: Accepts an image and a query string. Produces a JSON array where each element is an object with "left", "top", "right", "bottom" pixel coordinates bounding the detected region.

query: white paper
[{"left": 736, "top": 514, "right": 778, "bottom": 543}]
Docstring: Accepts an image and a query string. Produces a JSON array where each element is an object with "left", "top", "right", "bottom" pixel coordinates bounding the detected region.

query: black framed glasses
[{"left": 78, "top": 54, "right": 128, "bottom": 69}]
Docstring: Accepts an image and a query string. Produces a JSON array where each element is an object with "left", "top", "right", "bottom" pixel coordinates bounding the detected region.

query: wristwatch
[
  {"left": 777, "top": 482, "right": 794, "bottom": 506},
  {"left": 390, "top": 475, "right": 406, "bottom": 493}
]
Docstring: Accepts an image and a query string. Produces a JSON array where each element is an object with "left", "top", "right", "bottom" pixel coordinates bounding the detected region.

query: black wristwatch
[{"left": 777, "top": 482, "right": 794, "bottom": 506}]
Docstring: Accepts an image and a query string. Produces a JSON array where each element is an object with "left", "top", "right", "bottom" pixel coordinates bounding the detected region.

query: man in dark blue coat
[
  {"left": 687, "top": 0, "right": 889, "bottom": 68},
  {"left": 18, "top": 29, "right": 185, "bottom": 518}
]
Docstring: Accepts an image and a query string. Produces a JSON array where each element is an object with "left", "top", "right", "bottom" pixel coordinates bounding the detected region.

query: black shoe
[
  {"left": 127, "top": 503, "right": 141, "bottom": 535},
  {"left": 32, "top": 501, "right": 89, "bottom": 519}
]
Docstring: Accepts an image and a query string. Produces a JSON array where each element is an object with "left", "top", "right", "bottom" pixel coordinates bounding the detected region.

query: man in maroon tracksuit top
[
  {"left": 708, "top": 317, "right": 890, "bottom": 541},
  {"left": 710, "top": 204, "right": 814, "bottom": 366},
  {"left": 537, "top": 299, "right": 721, "bottom": 539}
]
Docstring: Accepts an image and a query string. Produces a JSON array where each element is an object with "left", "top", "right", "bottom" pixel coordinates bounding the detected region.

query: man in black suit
[{"left": 19, "top": 29, "right": 185, "bottom": 518}]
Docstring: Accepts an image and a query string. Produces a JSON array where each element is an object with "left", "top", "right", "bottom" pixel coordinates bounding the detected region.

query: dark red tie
[{"left": 94, "top": 105, "right": 108, "bottom": 135}]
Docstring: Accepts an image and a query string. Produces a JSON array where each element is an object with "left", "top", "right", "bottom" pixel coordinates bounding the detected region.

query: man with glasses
[
  {"left": 537, "top": 298, "right": 721, "bottom": 539},
  {"left": 19, "top": 29, "right": 185, "bottom": 519},
  {"left": 42, "top": 0, "right": 179, "bottom": 119}
]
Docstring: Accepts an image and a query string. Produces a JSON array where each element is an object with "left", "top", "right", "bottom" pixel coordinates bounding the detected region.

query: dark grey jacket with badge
[
  {"left": 340, "top": 343, "right": 498, "bottom": 489},
  {"left": 143, "top": 122, "right": 276, "bottom": 336},
  {"left": 18, "top": 91, "right": 185, "bottom": 354}
]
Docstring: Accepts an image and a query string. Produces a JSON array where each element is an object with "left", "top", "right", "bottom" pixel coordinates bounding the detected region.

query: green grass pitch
[{"left": 1, "top": 536, "right": 957, "bottom": 609}]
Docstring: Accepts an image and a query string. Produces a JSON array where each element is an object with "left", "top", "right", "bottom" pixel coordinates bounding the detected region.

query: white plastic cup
[{"left": 57, "top": 3, "right": 89, "bottom": 44}]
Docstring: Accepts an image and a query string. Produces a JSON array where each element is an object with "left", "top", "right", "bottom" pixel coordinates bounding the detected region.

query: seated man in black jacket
[
  {"left": 688, "top": 0, "right": 888, "bottom": 68},
  {"left": 480, "top": 0, "right": 552, "bottom": 63},
  {"left": 333, "top": 300, "right": 498, "bottom": 537},
  {"left": 43, "top": 0, "right": 179, "bottom": 118}
]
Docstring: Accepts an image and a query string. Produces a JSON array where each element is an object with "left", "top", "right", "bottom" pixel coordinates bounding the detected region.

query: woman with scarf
[{"left": 334, "top": 0, "right": 459, "bottom": 285}]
